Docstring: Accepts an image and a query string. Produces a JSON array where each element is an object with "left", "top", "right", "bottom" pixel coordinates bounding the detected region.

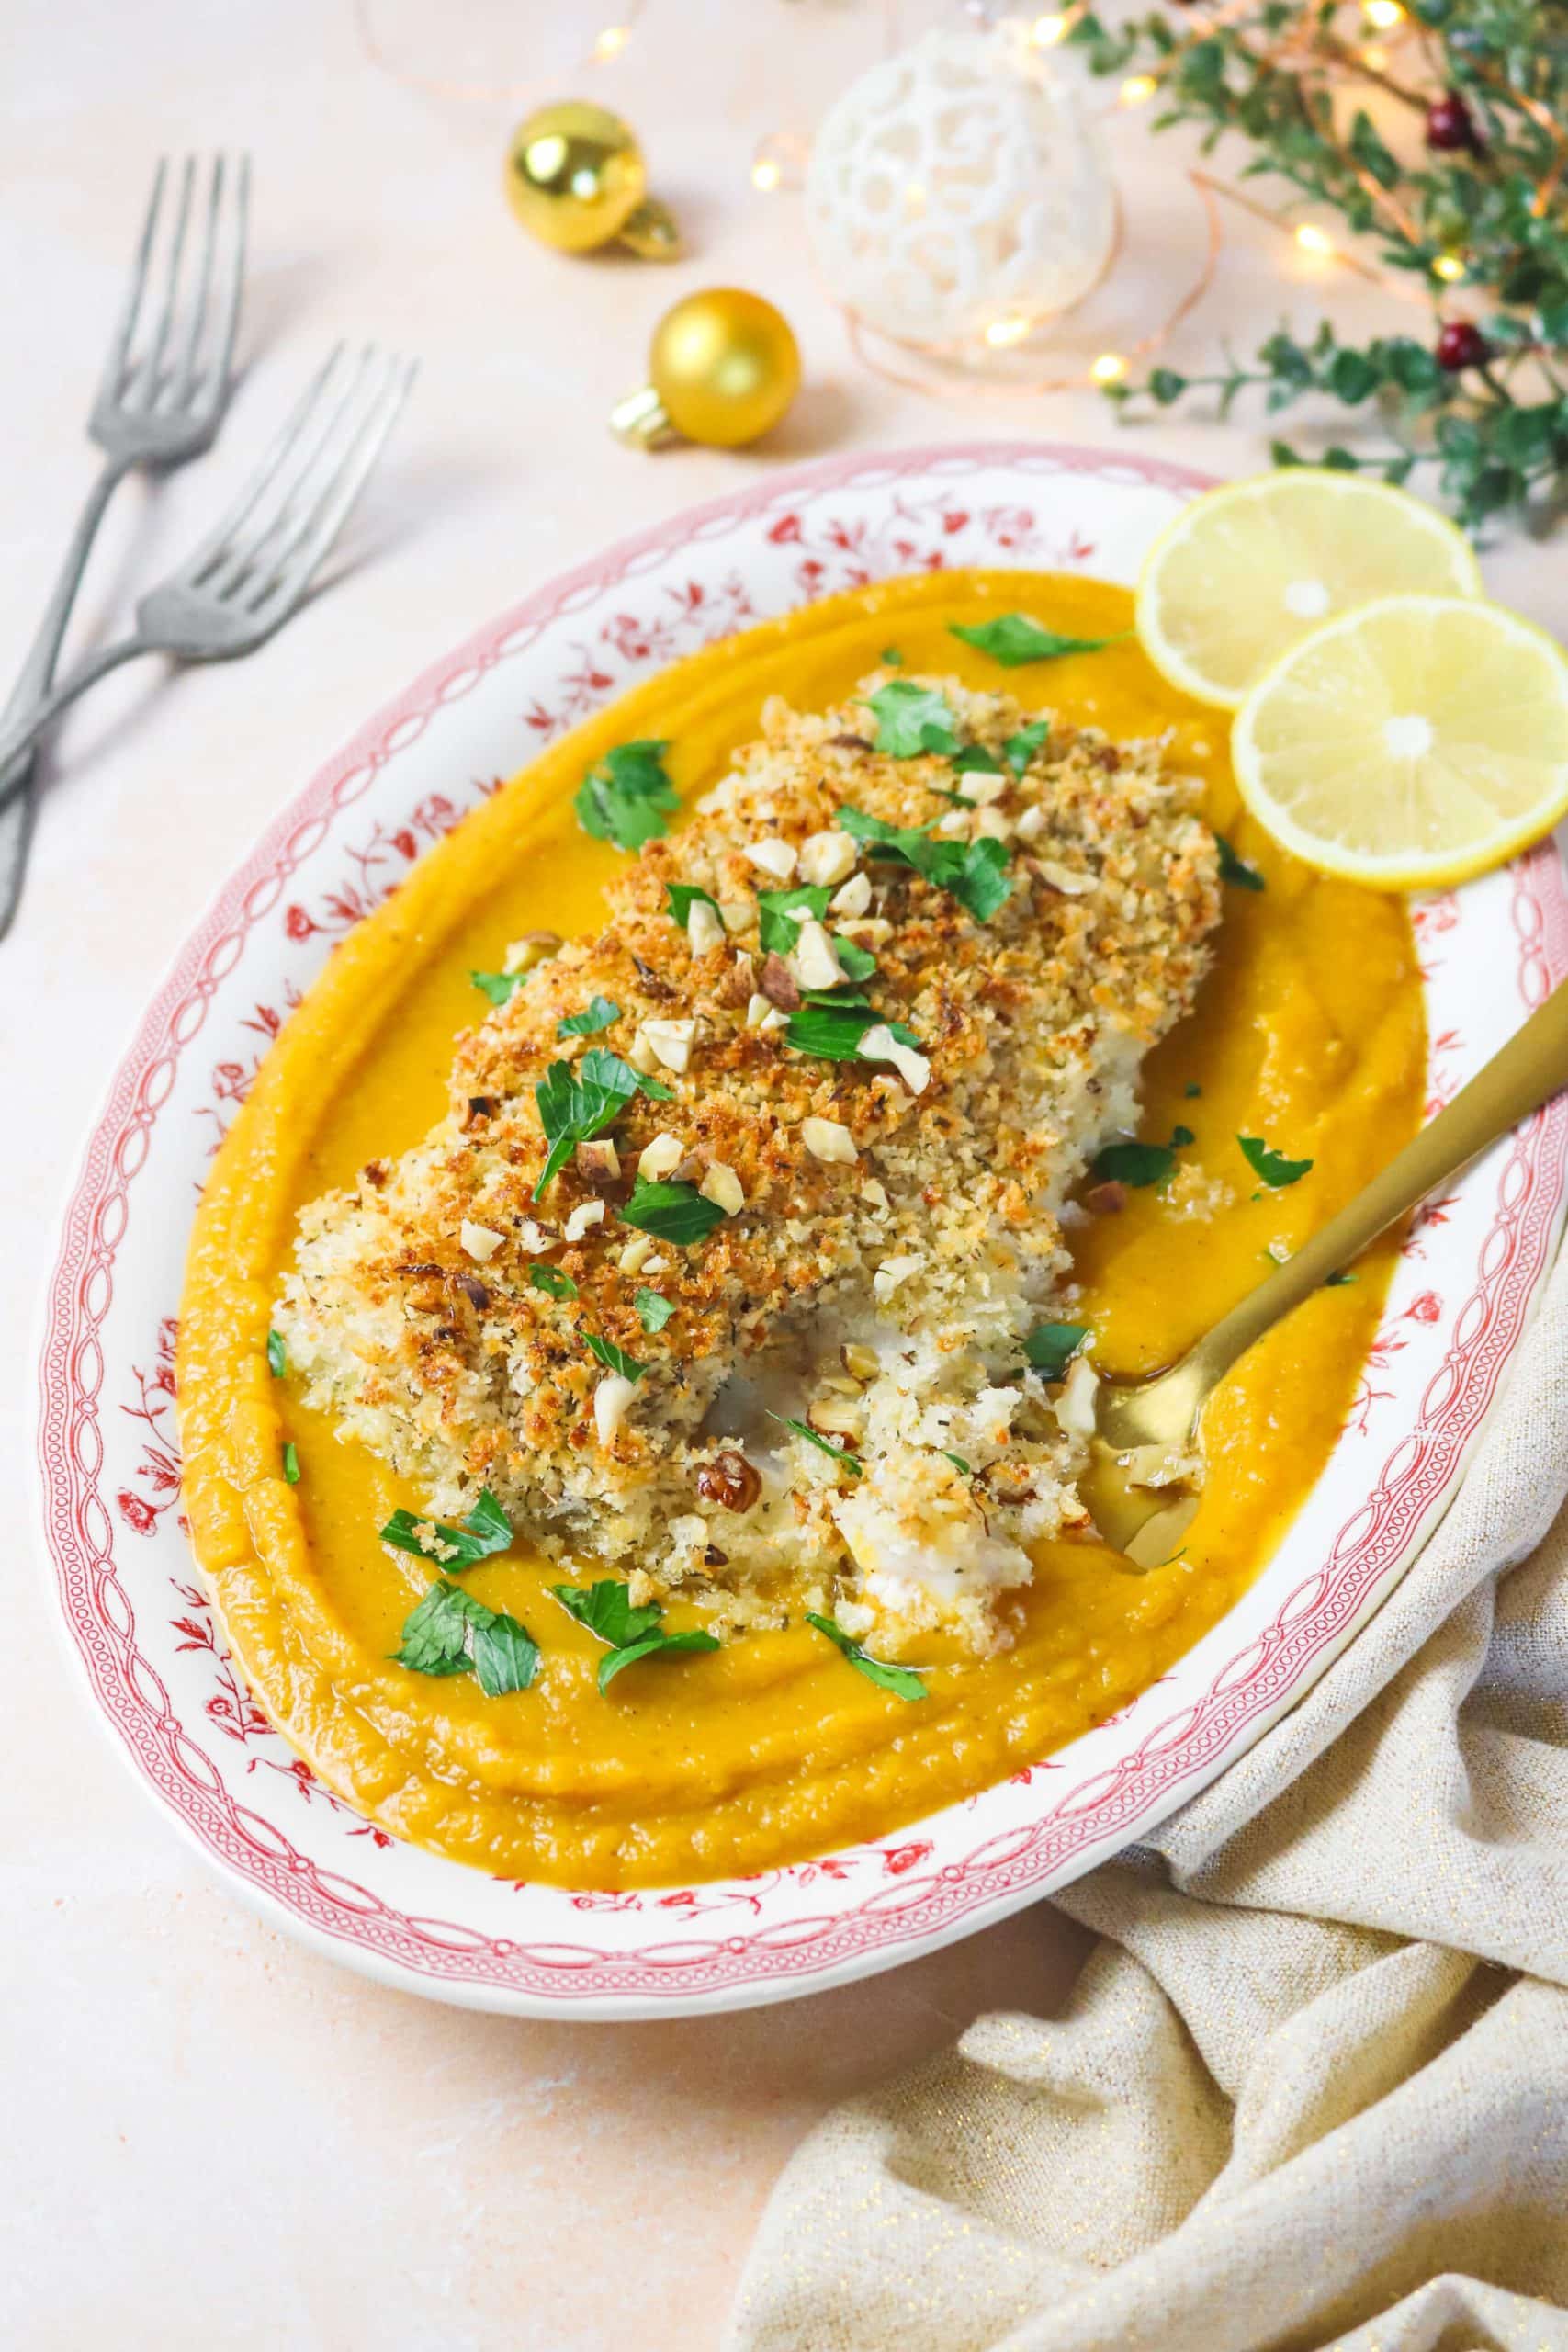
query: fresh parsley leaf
[
  {"left": 551, "top": 1579, "right": 719, "bottom": 1691},
  {"left": 1003, "top": 721, "right": 1050, "bottom": 776},
  {"left": 558, "top": 995, "right": 621, "bottom": 1039},
  {"left": 380, "top": 1487, "right": 513, "bottom": 1569},
  {"left": 1238, "top": 1135, "right": 1314, "bottom": 1188},
  {"left": 806, "top": 1612, "right": 928, "bottom": 1702},
  {"left": 666, "top": 881, "right": 723, "bottom": 930},
  {"left": 836, "top": 804, "right": 1013, "bottom": 924},
  {"left": 622, "top": 1177, "right": 727, "bottom": 1245},
  {"left": 940, "top": 1450, "right": 973, "bottom": 1476},
  {"left": 1185, "top": 1082, "right": 1202, "bottom": 1099},
  {"left": 949, "top": 615, "right": 1125, "bottom": 666},
  {"left": 1022, "top": 1321, "right": 1089, "bottom": 1379},
  {"left": 282, "top": 1441, "right": 300, "bottom": 1485},
  {"left": 768, "top": 1412, "right": 863, "bottom": 1476},
  {"left": 863, "top": 680, "right": 961, "bottom": 757},
  {"left": 634, "top": 1288, "right": 675, "bottom": 1333},
  {"left": 266, "top": 1329, "right": 287, "bottom": 1378},
  {"left": 573, "top": 739, "right": 679, "bottom": 851},
  {"left": 1215, "top": 832, "right": 1266, "bottom": 892},
  {"left": 757, "top": 883, "right": 831, "bottom": 957},
  {"left": 830, "top": 933, "right": 878, "bottom": 983},
  {"left": 527, "top": 1263, "right": 578, "bottom": 1302},
  {"left": 880, "top": 645, "right": 903, "bottom": 665},
  {"left": 1171, "top": 1124, "right": 1196, "bottom": 1148},
  {"left": 951, "top": 742, "right": 1004, "bottom": 775},
  {"left": 533, "top": 1046, "right": 641, "bottom": 1197},
  {"left": 1094, "top": 1139, "right": 1176, "bottom": 1188},
  {"left": 950, "top": 835, "right": 1013, "bottom": 922},
  {"left": 1324, "top": 1270, "right": 1358, "bottom": 1287},
  {"left": 784, "top": 1003, "right": 920, "bottom": 1062},
  {"left": 585, "top": 1330, "right": 648, "bottom": 1382},
  {"left": 471, "top": 968, "right": 526, "bottom": 1007},
  {"left": 393, "top": 1579, "right": 538, "bottom": 1694}
]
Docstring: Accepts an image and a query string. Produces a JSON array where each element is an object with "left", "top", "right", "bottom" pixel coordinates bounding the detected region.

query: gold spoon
[{"left": 1081, "top": 976, "right": 1568, "bottom": 1567}]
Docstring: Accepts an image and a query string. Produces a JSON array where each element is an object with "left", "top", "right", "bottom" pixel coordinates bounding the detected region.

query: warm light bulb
[
  {"left": 1119, "top": 74, "right": 1158, "bottom": 107},
  {"left": 1090, "top": 351, "right": 1128, "bottom": 385},
  {"left": 751, "top": 157, "right": 782, "bottom": 192},
  {"left": 1032, "top": 12, "right": 1068, "bottom": 42},
  {"left": 1295, "top": 223, "right": 1335, "bottom": 256},
  {"left": 985, "top": 314, "right": 1032, "bottom": 349},
  {"left": 904, "top": 181, "right": 927, "bottom": 212},
  {"left": 593, "top": 23, "right": 631, "bottom": 60},
  {"left": 1432, "top": 252, "right": 1466, "bottom": 282},
  {"left": 1362, "top": 0, "right": 1404, "bottom": 28}
]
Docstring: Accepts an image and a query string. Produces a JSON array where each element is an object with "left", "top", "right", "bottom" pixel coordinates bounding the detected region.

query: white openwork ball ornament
[{"left": 806, "top": 24, "right": 1119, "bottom": 354}]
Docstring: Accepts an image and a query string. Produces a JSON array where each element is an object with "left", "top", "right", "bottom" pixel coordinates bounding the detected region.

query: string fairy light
[
  {"left": 1294, "top": 222, "right": 1336, "bottom": 256},
  {"left": 354, "top": 0, "right": 648, "bottom": 107}
]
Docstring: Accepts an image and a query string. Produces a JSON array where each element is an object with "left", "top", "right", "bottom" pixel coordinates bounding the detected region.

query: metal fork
[
  {"left": 0, "top": 154, "right": 249, "bottom": 939},
  {"left": 0, "top": 345, "right": 417, "bottom": 797}
]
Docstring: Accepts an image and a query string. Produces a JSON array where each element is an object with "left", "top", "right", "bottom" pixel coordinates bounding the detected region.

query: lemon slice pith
[
  {"left": 1230, "top": 594, "right": 1568, "bottom": 889},
  {"left": 1136, "top": 471, "right": 1483, "bottom": 711}
]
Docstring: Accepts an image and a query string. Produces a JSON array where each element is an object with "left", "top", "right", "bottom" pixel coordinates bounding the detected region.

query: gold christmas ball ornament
[
  {"left": 609, "top": 288, "right": 801, "bottom": 451},
  {"left": 504, "top": 101, "right": 680, "bottom": 260}
]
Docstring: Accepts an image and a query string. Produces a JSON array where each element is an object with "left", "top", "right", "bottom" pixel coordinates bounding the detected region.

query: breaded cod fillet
[{"left": 275, "top": 674, "right": 1221, "bottom": 1653}]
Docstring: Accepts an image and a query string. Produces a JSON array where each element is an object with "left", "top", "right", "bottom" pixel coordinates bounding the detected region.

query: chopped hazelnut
[
  {"left": 637, "top": 1132, "right": 684, "bottom": 1180},
  {"left": 593, "top": 1374, "right": 637, "bottom": 1445},
  {"left": 873, "top": 1253, "right": 922, "bottom": 1301},
  {"left": 574, "top": 1138, "right": 620, "bottom": 1183},
  {"left": 797, "top": 829, "right": 857, "bottom": 888},
  {"left": 563, "top": 1199, "right": 606, "bottom": 1243},
  {"left": 459, "top": 1220, "right": 504, "bottom": 1262},
  {"left": 686, "top": 898, "right": 725, "bottom": 956},
  {"left": 744, "top": 838, "right": 798, "bottom": 884},
  {"left": 802, "top": 1116, "right": 857, "bottom": 1166},
  {"left": 643, "top": 1016, "right": 695, "bottom": 1074},
  {"left": 760, "top": 952, "right": 802, "bottom": 1011},
  {"left": 1013, "top": 804, "right": 1047, "bottom": 842},
  {"left": 695, "top": 1451, "right": 761, "bottom": 1512},
  {"left": 861, "top": 1178, "right": 891, "bottom": 1212},
  {"left": 699, "top": 1161, "right": 746, "bottom": 1216},
  {"left": 502, "top": 931, "right": 560, "bottom": 976},
  {"left": 790, "top": 920, "right": 846, "bottom": 993},
  {"left": 619, "top": 1231, "right": 656, "bottom": 1275},
  {"left": 859, "top": 1023, "right": 931, "bottom": 1097},
  {"left": 829, "top": 870, "right": 872, "bottom": 919},
  {"left": 840, "top": 1342, "right": 880, "bottom": 1382}
]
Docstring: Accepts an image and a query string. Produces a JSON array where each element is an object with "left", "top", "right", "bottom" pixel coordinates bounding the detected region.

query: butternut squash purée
[{"left": 176, "top": 572, "right": 1425, "bottom": 1887}]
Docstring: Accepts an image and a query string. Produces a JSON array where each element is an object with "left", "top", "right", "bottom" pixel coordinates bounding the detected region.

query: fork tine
[
  {"left": 132, "top": 155, "right": 196, "bottom": 413},
  {"left": 207, "top": 345, "right": 379, "bottom": 594},
  {"left": 248, "top": 356, "right": 417, "bottom": 618},
  {"left": 97, "top": 156, "right": 167, "bottom": 406},
  {"left": 179, "top": 344, "right": 350, "bottom": 580},
  {"left": 202, "top": 153, "right": 250, "bottom": 416},
  {"left": 167, "top": 156, "right": 225, "bottom": 410}
]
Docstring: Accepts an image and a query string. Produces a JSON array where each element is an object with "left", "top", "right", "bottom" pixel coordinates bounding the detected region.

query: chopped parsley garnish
[
  {"left": 757, "top": 883, "right": 831, "bottom": 957},
  {"left": 281, "top": 1441, "right": 300, "bottom": 1485},
  {"left": 863, "top": 680, "right": 962, "bottom": 757},
  {"left": 1092, "top": 1125, "right": 1196, "bottom": 1188},
  {"left": 784, "top": 1004, "right": 920, "bottom": 1063},
  {"left": 584, "top": 1331, "right": 648, "bottom": 1383},
  {"left": 880, "top": 645, "right": 904, "bottom": 665},
  {"left": 940, "top": 1450, "right": 973, "bottom": 1476},
  {"left": 1215, "top": 833, "right": 1267, "bottom": 892},
  {"left": 837, "top": 804, "right": 1013, "bottom": 923},
  {"left": 1324, "top": 1270, "right": 1358, "bottom": 1286},
  {"left": 557, "top": 995, "right": 620, "bottom": 1039},
  {"left": 666, "top": 881, "right": 723, "bottom": 930},
  {"left": 1003, "top": 720, "right": 1050, "bottom": 775},
  {"left": 573, "top": 739, "right": 679, "bottom": 851},
  {"left": 829, "top": 933, "right": 878, "bottom": 983},
  {"left": 948, "top": 614, "right": 1126, "bottom": 666},
  {"left": 806, "top": 1613, "right": 928, "bottom": 1702},
  {"left": 1171, "top": 1124, "right": 1196, "bottom": 1148},
  {"left": 768, "top": 1411, "right": 863, "bottom": 1476},
  {"left": 634, "top": 1288, "right": 675, "bottom": 1333},
  {"left": 266, "top": 1329, "right": 287, "bottom": 1378},
  {"left": 1185, "top": 1081, "right": 1202, "bottom": 1099},
  {"left": 470, "top": 968, "right": 526, "bottom": 1007},
  {"left": 392, "top": 1579, "right": 539, "bottom": 1695},
  {"left": 951, "top": 742, "right": 1004, "bottom": 775},
  {"left": 1021, "top": 1321, "right": 1089, "bottom": 1380},
  {"left": 534, "top": 1046, "right": 667, "bottom": 1198},
  {"left": 527, "top": 1263, "right": 578, "bottom": 1302},
  {"left": 379, "top": 1487, "right": 513, "bottom": 1569},
  {"left": 622, "top": 1177, "right": 727, "bottom": 1246},
  {"left": 1238, "top": 1135, "right": 1314, "bottom": 1187},
  {"left": 550, "top": 1578, "right": 720, "bottom": 1691}
]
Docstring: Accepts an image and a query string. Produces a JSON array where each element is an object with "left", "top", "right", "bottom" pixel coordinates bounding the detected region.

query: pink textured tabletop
[{"left": 5, "top": 4, "right": 1562, "bottom": 2346}]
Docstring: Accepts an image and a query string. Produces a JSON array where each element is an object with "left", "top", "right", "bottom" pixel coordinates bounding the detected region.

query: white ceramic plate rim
[{"left": 34, "top": 439, "right": 1568, "bottom": 2018}]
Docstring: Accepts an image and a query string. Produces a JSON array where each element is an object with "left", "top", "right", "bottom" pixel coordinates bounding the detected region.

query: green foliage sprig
[{"left": 1077, "top": 0, "right": 1568, "bottom": 528}]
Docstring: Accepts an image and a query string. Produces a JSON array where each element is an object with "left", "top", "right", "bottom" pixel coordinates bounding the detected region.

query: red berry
[
  {"left": 1436, "top": 321, "right": 1490, "bottom": 373},
  {"left": 1426, "top": 91, "right": 1479, "bottom": 152}
]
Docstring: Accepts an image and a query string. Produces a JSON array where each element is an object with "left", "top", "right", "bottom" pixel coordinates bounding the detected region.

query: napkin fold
[{"left": 728, "top": 1242, "right": 1568, "bottom": 2352}]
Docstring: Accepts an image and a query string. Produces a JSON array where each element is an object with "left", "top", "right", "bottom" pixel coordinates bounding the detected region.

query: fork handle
[
  {"left": 0, "top": 629, "right": 152, "bottom": 810},
  {"left": 1186, "top": 976, "right": 1568, "bottom": 1395}
]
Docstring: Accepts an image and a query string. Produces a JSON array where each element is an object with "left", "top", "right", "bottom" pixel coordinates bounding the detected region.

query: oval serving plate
[{"left": 35, "top": 442, "right": 1568, "bottom": 2018}]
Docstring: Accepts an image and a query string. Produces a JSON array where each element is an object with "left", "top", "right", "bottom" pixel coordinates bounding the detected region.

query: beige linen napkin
[{"left": 728, "top": 1245, "right": 1568, "bottom": 2352}]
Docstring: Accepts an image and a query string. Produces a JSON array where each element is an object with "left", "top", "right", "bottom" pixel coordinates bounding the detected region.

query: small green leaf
[
  {"left": 527, "top": 1263, "right": 578, "bottom": 1302},
  {"left": 940, "top": 1450, "right": 973, "bottom": 1476},
  {"left": 757, "top": 883, "right": 832, "bottom": 957},
  {"left": 622, "top": 1177, "right": 727, "bottom": 1246},
  {"left": 863, "top": 680, "right": 962, "bottom": 757},
  {"left": 1170, "top": 1124, "right": 1195, "bottom": 1148},
  {"left": 393, "top": 1579, "right": 537, "bottom": 1693},
  {"left": 634, "top": 1288, "right": 675, "bottom": 1333},
  {"left": 468, "top": 1609, "right": 541, "bottom": 1698},
  {"left": 1004, "top": 721, "right": 1050, "bottom": 776},
  {"left": 1185, "top": 1082, "right": 1202, "bottom": 1100},
  {"left": 880, "top": 645, "right": 904, "bottom": 665},
  {"left": 471, "top": 969, "right": 526, "bottom": 1007},
  {"left": 392, "top": 1581, "right": 474, "bottom": 1678},
  {"left": 769, "top": 1412, "right": 863, "bottom": 1476},
  {"left": 806, "top": 1612, "right": 928, "bottom": 1702},
  {"left": 599, "top": 1628, "right": 720, "bottom": 1690},
  {"left": 551, "top": 1579, "right": 719, "bottom": 1690},
  {"left": 585, "top": 1330, "right": 648, "bottom": 1383},
  {"left": 573, "top": 739, "right": 679, "bottom": 852},
  {"left": 1021, "top": 1321, "right": 1089, "bottom": 1379},
  {"left": 557, "top": 995, "right": 621, "bottom": 1039},
  {"left": 832, "top": 934, "right": 879, "bottom": 983},
  {"left": 835, "top": 804, "right": 1012, "bottom": 923},
  {"left": 784, "top": 1003, "right": 921, "bottom": 1063},
  {"left": 951, "top": 835, "right": 1013, "bottom": 922},
  {"left": 533, "top": 1046, "right": 643, "bottom": 1197},
  {"left": 948, "top": 614, "right": 1125, "bottom": 666},
  {"left": 266, "top": 1329, "right": 287, "bottom": 1378},
  {"left": 1149, "top": 367, "right": 1188, "bottom": 405},
  {"left": 666, "top": 881, "right": 723, "bottom": 931},
  {"left": 1094, "top": 1139, "right": 1176, "bottom": 1188},
  {"left": 282, "top": 1441, "right": 300, "bottom": 1485},
  {"left": 951, "top": 742, "right": 1004, "bottom": 775},
  {"left": 380, "top": 1487, "right": 513, "bottom": 1569},
  {"left": 1239, "top": 1135, "right": 1314, "bottom": 1188},
  {"left": 1324, "top": 1270, "right": 1358, "bottom": 1287},
  {"left": 1215, "top": 832, "right": 1266, "bottom": 891}
]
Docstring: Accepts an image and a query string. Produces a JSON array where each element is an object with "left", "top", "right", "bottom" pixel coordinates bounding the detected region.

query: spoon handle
[{"left": 1188, "top": 973, "right": 1568, "bottom": 1395}]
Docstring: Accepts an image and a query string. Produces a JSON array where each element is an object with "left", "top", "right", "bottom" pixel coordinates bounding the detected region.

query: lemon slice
[
  {"left": 1136, "top": 472, "right": 1483, "bottom": 710},
  {"left": 1231, "top": 594, "right": 1568, "bottom": 888}
]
